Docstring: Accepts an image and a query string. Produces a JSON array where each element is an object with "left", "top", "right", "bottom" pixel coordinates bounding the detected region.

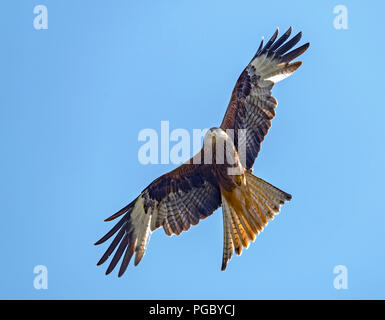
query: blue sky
[{"left": 1, "top": 0, "right": 385, "bottom": 299}]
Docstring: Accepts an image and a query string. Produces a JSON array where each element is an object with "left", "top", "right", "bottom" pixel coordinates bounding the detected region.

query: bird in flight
[{"left": 95, "top": 27, "right": 309, "bottom": 276}]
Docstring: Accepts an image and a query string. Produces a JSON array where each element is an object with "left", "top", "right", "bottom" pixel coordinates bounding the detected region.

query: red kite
[{"left": 95, "top": 27, "right": 309, "bottom": 276}]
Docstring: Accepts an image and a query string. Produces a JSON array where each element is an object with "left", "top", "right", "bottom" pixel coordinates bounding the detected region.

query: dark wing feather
[
  {"left": 95, "top": 154, "right": 221, "bottom": 276},
  {"left": 221, "top": 27, "right": 309, "bottom": 169}
]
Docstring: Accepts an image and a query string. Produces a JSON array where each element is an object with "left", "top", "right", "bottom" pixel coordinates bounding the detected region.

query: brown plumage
[{"left": 95, "top": 27, "right": 309, "bottom": 276}]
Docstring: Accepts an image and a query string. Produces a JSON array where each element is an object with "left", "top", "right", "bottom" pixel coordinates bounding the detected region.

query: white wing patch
[
  {"left": 250, "top": 54, "right": 302, "bottom": 84},
  {"left": 131, "top": 195, "right": 152, "bottom": 265}
]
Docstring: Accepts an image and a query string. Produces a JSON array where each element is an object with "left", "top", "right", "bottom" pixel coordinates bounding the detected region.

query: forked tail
[{"left": 221, "top": 171, "right": 292, "bottom": 270}]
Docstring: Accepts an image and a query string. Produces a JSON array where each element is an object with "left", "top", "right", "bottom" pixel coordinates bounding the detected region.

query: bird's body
[{"left": 95, "top": 27, "right": 309, "bottom": 276}]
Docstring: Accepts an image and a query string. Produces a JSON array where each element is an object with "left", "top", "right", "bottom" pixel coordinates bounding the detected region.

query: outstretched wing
[
  {"left": 221, "top": 27, "right": 309, "bottom": 169},
  {"left": 95, "top": 157, "right": 221, "bottom": 277}
]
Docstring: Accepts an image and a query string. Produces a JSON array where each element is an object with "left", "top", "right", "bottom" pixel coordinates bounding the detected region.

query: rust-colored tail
[{"left": 220, "top": 171, "right": 291, "bottom": 271}]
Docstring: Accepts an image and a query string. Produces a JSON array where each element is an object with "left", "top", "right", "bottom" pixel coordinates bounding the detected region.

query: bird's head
[
  {"left": 203, "top": 127, "right": 229, "bottom": 147},
  {"left": 203, "top": 128, "right": 237, "bottom": 164}
]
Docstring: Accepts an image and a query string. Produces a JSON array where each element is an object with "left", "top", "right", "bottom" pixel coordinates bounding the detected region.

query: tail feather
[
  {"left": 229, "top": 203, "right": 249, "bottom": 249},
  {"left": 221, "top": 198, "right": 234, "bottom": 270},
  {"left": 249, "top": 189, "right": 275, "bottom": 220},
  {"left": 241, "top": 204, "right": 259, "bottom": 239},
  {"left": 246, "top": 196, "right": 266, "bottom": 231},
  {"left": 220, "top": 172, "right": 291, "bottom": 270},
  {"left": 236, "top": 210, "right": 256, "bottom": 245},
  {"left": 247, "top": 172, "right": 292, "bottom": 212}
]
